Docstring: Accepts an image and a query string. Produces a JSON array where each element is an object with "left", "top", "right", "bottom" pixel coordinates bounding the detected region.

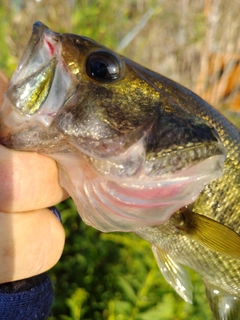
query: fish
[{"left": 0, "top": 21, "right": 239, "bottom": 319}]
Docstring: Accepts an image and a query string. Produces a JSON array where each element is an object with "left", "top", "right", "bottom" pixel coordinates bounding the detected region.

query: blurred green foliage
[{"left": 1, "top": 0, "right": 239, "bottom": 319}]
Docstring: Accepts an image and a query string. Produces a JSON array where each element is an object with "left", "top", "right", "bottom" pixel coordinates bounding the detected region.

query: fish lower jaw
[{"left": 145, "top": 141, "right": 225, "bottom": 176}]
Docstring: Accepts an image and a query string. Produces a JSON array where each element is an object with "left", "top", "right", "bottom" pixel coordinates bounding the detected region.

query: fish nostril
[{"left": 53, "top": 36, "right": 60, "bottom": 42}]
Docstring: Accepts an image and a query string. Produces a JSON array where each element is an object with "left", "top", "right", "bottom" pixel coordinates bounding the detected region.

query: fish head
[{"left": 0, "top": 22, "right": 226, "bottom": 231}]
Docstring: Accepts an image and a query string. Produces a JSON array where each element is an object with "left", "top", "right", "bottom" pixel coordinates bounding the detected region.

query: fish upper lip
[{"left": 33, "top": 20, "right": 47, "bottom": 29}]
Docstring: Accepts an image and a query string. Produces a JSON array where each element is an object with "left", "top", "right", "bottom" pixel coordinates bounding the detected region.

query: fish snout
[
  {"left": 34, "top": 21, "right": 62, "bottom": 58},
  {"left": 1, "top": 22, "right": 79, "bottom": 130}
]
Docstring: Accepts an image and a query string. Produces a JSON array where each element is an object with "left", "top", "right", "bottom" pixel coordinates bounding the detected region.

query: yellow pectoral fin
[{"left": 179, "top": 208, "right": 240, "bottom": 260}]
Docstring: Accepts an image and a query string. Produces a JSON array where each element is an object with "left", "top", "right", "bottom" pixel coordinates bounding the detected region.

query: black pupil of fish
[{"left": 90, "top": 61, "right": 108, "bottom": 78}]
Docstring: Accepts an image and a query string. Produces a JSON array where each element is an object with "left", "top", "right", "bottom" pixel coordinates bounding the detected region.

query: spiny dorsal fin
[
  {"left": 178, "top": 208, "right": 240, "bottom": 260},
  {"left": 151, "top": 245, "right": 193, "bottom": 303},
  {"left": 203, "top": 280, "right": 240, "bottom": 320}
]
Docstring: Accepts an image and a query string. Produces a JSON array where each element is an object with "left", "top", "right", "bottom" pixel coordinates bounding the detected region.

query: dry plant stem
[{"left": 0, "top": 71, "right": 8, "bottom": 105}]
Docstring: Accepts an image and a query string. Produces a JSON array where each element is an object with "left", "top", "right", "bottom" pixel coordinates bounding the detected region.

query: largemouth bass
[{"left": 0, "top": 22, "right": 239, "bottom": 319}]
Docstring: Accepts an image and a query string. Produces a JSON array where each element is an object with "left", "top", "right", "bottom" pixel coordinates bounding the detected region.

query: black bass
[{"left": 0, "top": 22, "right": 239, "bottom": 320}]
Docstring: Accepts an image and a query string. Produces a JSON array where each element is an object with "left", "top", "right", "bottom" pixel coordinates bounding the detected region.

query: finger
[
  {"left": 0, "top": 208, "right": 65, "bottom": 283},
  {"left": 0, "top": 145, "right": 69, "bottom": 212}
]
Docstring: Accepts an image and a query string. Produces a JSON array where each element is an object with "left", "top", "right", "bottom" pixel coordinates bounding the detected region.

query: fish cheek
[
  {"left": 146, "top": 109, "right": 219, "bottom": 153},
  {"left": 55, "top": 81, "right": 144, "bottom": 137},
  {"left": 53, "top": 85, "right": 122, "bottom": 152}
]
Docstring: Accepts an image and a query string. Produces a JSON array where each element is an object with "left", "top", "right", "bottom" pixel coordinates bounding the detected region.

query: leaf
[
  {"left": 66, "top": 288, "right": 89, "bottom": 320},
  {"left": 136, "top": 294, "right": 175, "bottom": 320},
  {"left": 108, "top": 300, "right": 133, "bottom": 319},
  {"left": 117, "top": 276, "right": 137, "bottom": 304}
]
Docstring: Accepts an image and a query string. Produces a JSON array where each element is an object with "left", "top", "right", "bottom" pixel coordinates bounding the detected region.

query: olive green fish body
[{"left": 136, "top": 81, "right": 240, "bottom": 318}]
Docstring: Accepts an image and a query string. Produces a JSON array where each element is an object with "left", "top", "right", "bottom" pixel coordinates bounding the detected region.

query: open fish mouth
[{"left": 3, "top": 21, "right": 78, "bottom": 127}]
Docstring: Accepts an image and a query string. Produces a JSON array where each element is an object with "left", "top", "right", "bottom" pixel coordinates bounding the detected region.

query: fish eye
[{"left": 86, "top": 50, "right": 122, "bottom": 82}]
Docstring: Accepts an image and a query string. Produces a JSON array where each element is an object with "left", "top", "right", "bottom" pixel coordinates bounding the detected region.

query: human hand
[{"left": 0, "top": 71, "right": 67, "bottom": 283}]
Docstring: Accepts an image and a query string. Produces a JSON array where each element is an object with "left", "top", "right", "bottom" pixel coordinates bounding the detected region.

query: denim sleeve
[{"left": 0, "top": 273, "right": 54, "bottom": 320}]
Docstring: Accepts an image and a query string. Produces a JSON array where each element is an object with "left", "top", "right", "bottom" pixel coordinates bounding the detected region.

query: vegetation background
[{"left": 0, "top": 0, "right": 239, "bottom": 319}]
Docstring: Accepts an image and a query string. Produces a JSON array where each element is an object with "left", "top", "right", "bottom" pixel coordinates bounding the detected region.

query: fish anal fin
[
  {"left": 203, "top": 280, "right": 240, "bottom": 320},
  {"left": 151, "top": 245, "right": 193, "bottom": 303}
]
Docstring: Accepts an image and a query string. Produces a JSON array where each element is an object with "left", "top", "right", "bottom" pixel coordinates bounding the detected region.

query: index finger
[{"left": 0, "top": 145, "right": 69, "bottom": 212}]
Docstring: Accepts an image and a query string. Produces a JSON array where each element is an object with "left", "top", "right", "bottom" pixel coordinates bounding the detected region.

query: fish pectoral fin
[
  {"left": 203, "top": 280, "right": 240, "bottom": 320},
  {"left": 151, "top": 245, "right": 193, "bottom": 303},
  {"left": 179, "top": 208, "right": 240, "bottom": 260}
]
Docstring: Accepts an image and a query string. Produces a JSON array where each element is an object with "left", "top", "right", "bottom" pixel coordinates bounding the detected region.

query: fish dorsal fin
[
  {"left": 151, "top": 245, "right": 193, "bottom": 303},
  {"left": 179, "top": 208, "right": 240, "bottom": 260},
  {"left": 203, "top": 280, "right": 240, "bottom": 320}
]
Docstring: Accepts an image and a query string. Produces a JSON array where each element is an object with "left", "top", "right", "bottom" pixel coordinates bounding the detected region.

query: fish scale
[{"left": 0, "top": 21, "right": 239, "bottom": 319}]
